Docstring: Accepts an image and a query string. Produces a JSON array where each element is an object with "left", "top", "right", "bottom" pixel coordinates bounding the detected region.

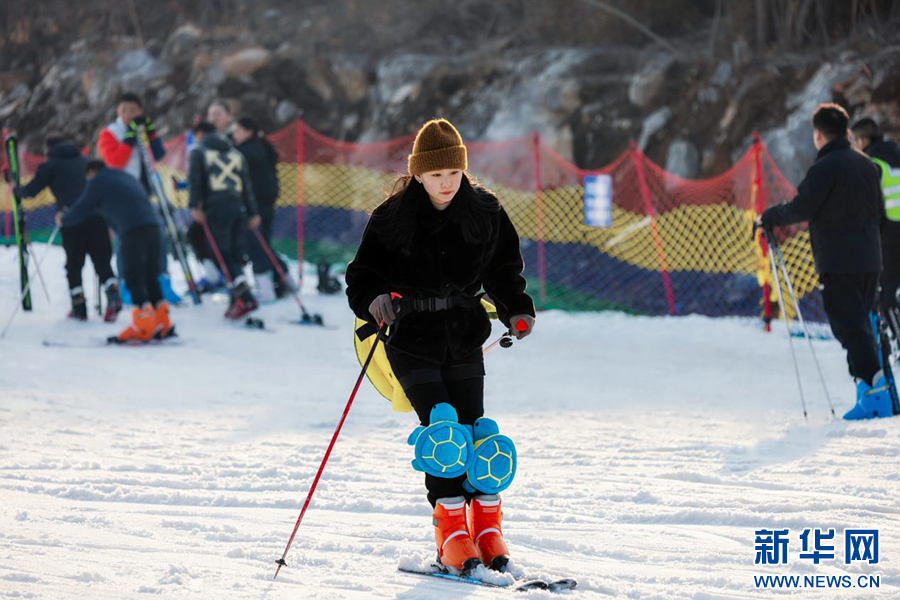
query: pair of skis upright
[
  {"left": 4, "top": 135, "right": 31, "bottom": 312},
  {"left": 135, "top": 126, "right": 202, "bottom": 305}
]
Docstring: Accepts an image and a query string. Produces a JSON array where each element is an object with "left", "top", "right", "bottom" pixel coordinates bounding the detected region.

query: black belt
[
  {"left": 405, "top": 294, "right": 481, "bottom": 313},
  {"left": 355, "top": 294, "right": 482, "bottom": 342}
]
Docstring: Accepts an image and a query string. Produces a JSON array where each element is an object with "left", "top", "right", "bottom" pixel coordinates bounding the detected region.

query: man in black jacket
[
  {"left": 188, "top": 122, "right": 261, "bottom": 319},
  {"left": 14, "top": 138, "right": 120, "bottom": 321},
  {"left": 851, "top": 118, "right": 900, "bottom": 331},
  {"left": 761, "top": 103, "right": 893, "bottom": 420},
  {"left": 232, "top": 116, "right": 293, "bottom": 300}
]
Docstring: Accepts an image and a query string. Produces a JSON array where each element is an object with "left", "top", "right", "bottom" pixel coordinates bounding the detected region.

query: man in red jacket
[{"left": 98, "top": 92, "right": 182, "bottom": 304}]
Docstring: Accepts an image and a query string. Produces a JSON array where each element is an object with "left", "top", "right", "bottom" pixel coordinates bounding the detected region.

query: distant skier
[
  {"left": 14, "top": 137, "right": 121, "bottom": 321},
  {"left": 851, "top": 117, "right": 900, "bottom": 334},
  {"left": 346, "top": 119, "right": 535, "bottom": 571},
  {"left": 60, "top": 161, "right": 175, "bottom": 342},
  {"left": 188, "top": 121, "right": 261, "bottom": 319},
  {"left": 232, "top": 116, "right": 294, "bottom": 300},
  {"left": 761, "top": 103, "right": 891, "bottom": 420},
  {"left": 98, "top": 91, "right": 182, "bottom": 305},
  {"left": 207, "top": 99, "right": 235, "bottom": 139}
]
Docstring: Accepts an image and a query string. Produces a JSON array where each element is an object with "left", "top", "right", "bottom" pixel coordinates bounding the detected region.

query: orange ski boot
[
  {"left": 433, "top": 497, "right": 480, "bottom": 572},
  {"left": 469, "top": 494, "right": 510, "bottom": 571},
  {"left": 153, "top": 301, "right": 176, "bottom": 339},
  {"left": 114, "top": 304, "right": 156, "bottom": 343}
]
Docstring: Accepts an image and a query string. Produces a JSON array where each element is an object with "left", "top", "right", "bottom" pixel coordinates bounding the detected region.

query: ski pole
[
  {"left": 274, "top": 294, "right": 401, "bottom": 579},
  {"left": 22, "top": 232, "right": 51, "bottom": 304},
  {"left": 198, "top": 218, "right": 235, "bottom": 287},
  {"left": 94, "top": 270, "right": 102, "bottom": 316},
  {"left": 768, "top": 233, "right": 835, "bottom": 417},
  {"left": 764, "top": 232, "right": 808, "bottom": 420},
  {"left": 136, "top": 127, "right": 202, "bottom": 305},
  {"left": 1, "top": 224, "right": 60, "bottom": 339},
  {"left": 483, "top": 332, "right": 514, "bottom": 355},
  {"left": 250, "top": 227, "right": 321, "bottom": 324}
]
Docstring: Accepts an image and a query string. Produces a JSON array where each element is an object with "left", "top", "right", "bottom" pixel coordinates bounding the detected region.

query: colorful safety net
[{"left": 1, "top": 124, "right": 822, "bottom": 322}]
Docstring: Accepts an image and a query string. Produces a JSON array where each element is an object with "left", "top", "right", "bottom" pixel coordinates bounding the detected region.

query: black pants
[
  {"left": 121, "top": 225, "right": 162, "bottom": 307},
  {"left": 820, "top": 272, "right": 881, "bottom": 385},
  {"left": 206, "top": 206, "right": 247, "bottom": 281},
  {"left": 880, "top": 221, "right": 900, "bottom": 314},
  {"left": 61, "top": 216, "right": 114, "bottom": 290},
  {"left": 387, "top": 346, "right": 485, "bottom": 507},
  {"left": 245, "top": 203, "right": 288, "bottom": 275}
]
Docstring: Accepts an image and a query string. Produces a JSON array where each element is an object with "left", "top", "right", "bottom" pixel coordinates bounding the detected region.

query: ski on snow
[
  {"left": 399, "top": 563, "right": 576, "bottom": 592},
  {"left": 42, "top": 337, "right": 189, "bottom": 348}
]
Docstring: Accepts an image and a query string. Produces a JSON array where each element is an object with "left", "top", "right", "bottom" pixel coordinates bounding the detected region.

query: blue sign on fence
[{"left": 584, "top": 174, "right": 612, "bottom": 228}]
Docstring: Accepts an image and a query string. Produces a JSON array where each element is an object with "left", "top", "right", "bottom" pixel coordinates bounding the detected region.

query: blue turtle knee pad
[
  {"left": 463, "top": 417, "right": 517, "bottom": 495},
  {"left": 408, "top": 403, "right": 474, "bottom": 479}
]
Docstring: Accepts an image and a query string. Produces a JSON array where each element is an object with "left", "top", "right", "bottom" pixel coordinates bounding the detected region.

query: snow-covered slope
[{"left": 1, "top": 244, "right": 898, "bottom": 598}]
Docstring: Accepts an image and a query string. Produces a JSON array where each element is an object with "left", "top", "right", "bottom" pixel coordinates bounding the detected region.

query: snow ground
[{"left": 1, "top": 243, "right": 899, "bottom": 599}]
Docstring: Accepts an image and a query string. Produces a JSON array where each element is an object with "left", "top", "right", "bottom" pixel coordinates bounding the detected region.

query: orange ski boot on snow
[
  {"left": 433, "top": 497, "right": 480, "bottom": 572},
  {"left": 469, "top": 494, "right": 510, "bottom": 570},
  {"left": 114, "top": 304, "right": 157, "bottom": 343},
  {"left": 153, "top": 301, "right": 176, "bottom": 339}
]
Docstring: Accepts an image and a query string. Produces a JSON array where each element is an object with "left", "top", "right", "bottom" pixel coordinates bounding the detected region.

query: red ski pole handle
[
  {"left": 381, "top": 292, "right": 402, "bottom": 329},
  {"left": 515, "top": 319, "right": 528, "bottom": 332}
]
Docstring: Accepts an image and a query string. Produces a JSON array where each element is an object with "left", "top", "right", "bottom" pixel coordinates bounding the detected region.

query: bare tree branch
[{"left": 574, "top": 0, "right": 685, "bottom": 58}]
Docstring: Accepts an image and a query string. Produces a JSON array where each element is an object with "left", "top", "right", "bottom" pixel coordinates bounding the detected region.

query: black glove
[
  {"left": 509, "top": 314, "right": 535, "bottom": 340},
  {"left": 124, "top": 120, "right": 139, "bottom": 146},
  {"left": 142, "top": 115, "right": 156, "bottom": 135},
  {"left": 368, "top": 293, "right": 397, "bottom": 327},
  {"left": 760, "top": 207, "right": 777, "bottom": 232}
]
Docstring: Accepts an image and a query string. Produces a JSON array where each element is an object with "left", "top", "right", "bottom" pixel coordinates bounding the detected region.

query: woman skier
[{"left": 346, "top": 118, "right": 535, "bottom": 572}]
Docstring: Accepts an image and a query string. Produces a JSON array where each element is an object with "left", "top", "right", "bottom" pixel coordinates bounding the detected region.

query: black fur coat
[{"left": 346, "top": 185, "right": 534, "bottom": 363}]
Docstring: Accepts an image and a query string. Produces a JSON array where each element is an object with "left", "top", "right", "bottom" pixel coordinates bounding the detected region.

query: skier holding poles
[
  {"left": 851, "top": 117, "right": 900, "bottom": 338},
  {"left": 345, "top": 119, "right": 535, "bottom": 572},
  {"left": 188, "top": 122, "right": 261, "bottom": 319},
  {"left": 760, "top": 103, "right": 893, "bottom": 420},
  {"left": 98, "top": 92, "right": 184, "bottom": 305}
]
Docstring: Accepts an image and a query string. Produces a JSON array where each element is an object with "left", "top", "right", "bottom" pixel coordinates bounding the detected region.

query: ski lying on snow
[
  {"left": 398, "top": 564, "right": 576, "bottom": 592},
  {"left": 42, "top": 337, "right": 189, "bottom": 348}
]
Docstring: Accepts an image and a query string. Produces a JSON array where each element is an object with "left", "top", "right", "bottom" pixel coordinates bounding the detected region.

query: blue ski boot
[
  {"left": 844, "top": 371, "right": 894, "bottom": 420},
  {"left": 158, "top": 274, "right": 183, "bottom": 305}
]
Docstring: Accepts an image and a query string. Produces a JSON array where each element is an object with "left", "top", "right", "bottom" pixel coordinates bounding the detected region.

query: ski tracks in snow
[{"left": 1, "top": 246, "right": 900, "bottom": 598}]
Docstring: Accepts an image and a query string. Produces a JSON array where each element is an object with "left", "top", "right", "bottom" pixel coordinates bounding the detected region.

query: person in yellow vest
[{"left": 851, "top": 118, "right": 900, "bottom": 332}]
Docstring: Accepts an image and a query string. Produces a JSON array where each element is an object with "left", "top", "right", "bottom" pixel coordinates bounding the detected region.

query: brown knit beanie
[{"left": 407, "top": 118, "right": 468, "bottom": 176}]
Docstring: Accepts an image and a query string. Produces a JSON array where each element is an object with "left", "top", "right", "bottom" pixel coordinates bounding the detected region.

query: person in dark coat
[
  {"left": 761, "top": 103, "right": 892, "bottom": 420},
  {"left": 232, "top": 117, "right": 292, "bottom": 300},
  {"left": 61, "top": 161, "right": 175, "bottom": 342},
  {"left": 851, "top": 118, "right": 900, "bottom": 328},
  {"left": 345, "top": 119, "right": 535, "bottom": 572},
  {"left": 188, "top": 122, "right": 261, "bottom": 319},
  {"left": 14, "top": 138, "right": 120, "bottom": 321}
]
